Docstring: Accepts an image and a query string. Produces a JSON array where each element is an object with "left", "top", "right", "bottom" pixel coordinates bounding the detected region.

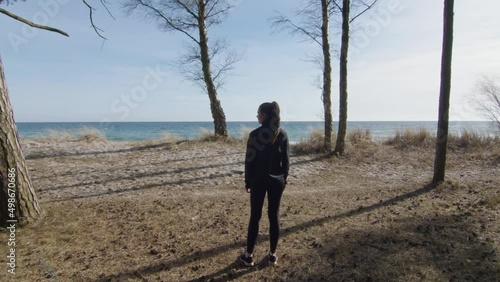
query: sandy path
[{"left": 21, "top": 139, "right": 330, "bottom": 202}]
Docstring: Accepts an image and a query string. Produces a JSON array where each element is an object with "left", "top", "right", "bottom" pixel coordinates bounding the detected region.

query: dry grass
[
  {"left": 435, "top": 178, "right": 468, "bottom": 191},
  {"left": 291, "top": 128, "right": 334, "bottom": 155},
  {"left": 1, "top": 137, "right": 498, "bottom": 281},
  {"left": 195, "top": 127, "right": 218, "bottom": 142},
  {"left": 239, "top": 126, "right": 252, "bottom": 141},
  {"left": 32, "top": 126, "right": 107, "bottom": 142},
  {"left": 8, "top": 127, "right": 500, "bottom": 281},
  {"left": 160, "top": 131, "right": 180, "bottom": 143},
  {"left": 384, "top": 128, "right": 433, "bottom": 148},
  {"left": 448, "top": 129, "right": 500, "bottom": 149},
  {"left": 76, "top": 126, "right": 107, "bottom": 142},
  {"left": 33, "top": 128, "right": 74, "bottom": 141},
  {"left": 189, "top": 127, "right": 242, "bottom": 145},
  {"left": 291, "top": 126, "right": 498, "bottom": 155},
  {"left": 383, "top": 128, "right": 500, "bottom": 151},
  {"left": 347, "top": 129, "right": 372, "bottom": 146}
]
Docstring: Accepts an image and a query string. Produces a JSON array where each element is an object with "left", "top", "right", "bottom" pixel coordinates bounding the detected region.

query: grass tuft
[
  {"left": 77, "top": 126, "right": 107, "bottom": 142},
  {"left": 160, "top": 131, "right": 180, "bottom": 143},
  {"left": 191, "top": 127, "right": 241, "bottom": 144},
  {"left": 33, "top": 126, "right": 107, "bottom": 142},
  {"left": 239, "top": 126, "right": 252, "bottom": 142},
  {"left": 448, "top": 129, "right": 499, "bottom": 149},
  {"left": 347, "top": 129, "right": 372, "bottom": 146},
  {"left": 291, "top": 128, "right": 334, "bottom": 155},
  {"left": 40, "top": 129, "right": 74, "bottom": 141},
  {"left": 195, "top": 127, "right": 218, "bottom": 142},
  {"left": 384, "top": 128, "right": 432, "bottom": 148}
]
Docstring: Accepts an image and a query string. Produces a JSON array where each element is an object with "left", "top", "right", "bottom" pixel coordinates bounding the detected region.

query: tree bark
[
  {"left": 335, "top": 0, "right": 350, "bottom": 155},
  {"left": 321, "top": 0, "right": 333, "bottom": 153},
  {"left": 433, "top": 0, "right": 455, "bottom": 184},
  {"left": 198, "top": 1, "right": 228, "bottom": 138},
  {"left": 0, "top": 56, "right": 41, "bottom": 227}
]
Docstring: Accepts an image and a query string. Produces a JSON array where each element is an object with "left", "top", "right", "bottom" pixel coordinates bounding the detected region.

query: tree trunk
[
  {"left": 335, "top": 0, "right": 350, "bottom": 155},
  {"left": 197, "top": 1, "right": 228, "bottom": 138},
  {"left": 433, "top": 0, "right": 455, "bottom": 184},
  {"left": 0, "top": 56, "right": 41, "bottom": 227},
  {"left": 321, "top": 0, "right": 333, "bottom": 153}
]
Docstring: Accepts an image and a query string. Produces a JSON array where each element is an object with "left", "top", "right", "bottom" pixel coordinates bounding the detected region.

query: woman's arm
[
  {"left": 281, "top": 131, "right": 290, "bottom": 184},
  {"left": 244, "top": 133, "right": 256, "bottom": 189}
]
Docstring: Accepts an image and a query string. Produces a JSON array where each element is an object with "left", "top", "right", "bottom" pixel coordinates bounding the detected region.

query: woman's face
[{"left": 257, "top": 110, "right": 267, "bottom": 124}]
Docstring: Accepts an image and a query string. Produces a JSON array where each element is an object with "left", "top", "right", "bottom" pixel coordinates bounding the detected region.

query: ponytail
[
  {"left": 271, "top": 127, "right": 280, "bottom": 145},
  {"left": 270, "top": 101, "right": 280, "bottom": 145}
]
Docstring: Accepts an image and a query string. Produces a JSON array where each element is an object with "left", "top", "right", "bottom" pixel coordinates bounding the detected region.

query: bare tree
[
  {"left": 272, "top": 0, "right": 337, "bottom": 153},
  {"left": 0, "top": 0, "right": 108, "bottom": 227},
  {"left": 433, "top": 0, "right": 455, "bottom": 184},
  {"left": 124, "top": 0, "right": 240, "bottom": 137},
  {"left": 272, "top": 0, "right": 377, "bottom": 155},
  {"left": 470, "top": 75, "right": 500, "bottom": 129},
  {"left": 333, "top": 0, "right": 378, "bottom": 155}
]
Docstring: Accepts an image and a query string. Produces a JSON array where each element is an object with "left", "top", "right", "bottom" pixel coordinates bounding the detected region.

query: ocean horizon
[{"left": 16, "top": 121, "right": 498, "bottom": 144}]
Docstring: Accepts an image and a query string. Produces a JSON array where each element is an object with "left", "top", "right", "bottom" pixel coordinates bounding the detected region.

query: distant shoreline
[{"left": 15, "top": 121, "right": 498, "bottom": 143}]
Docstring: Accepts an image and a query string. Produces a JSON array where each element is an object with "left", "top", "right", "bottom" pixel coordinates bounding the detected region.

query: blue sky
[{"left": 1, "top": 0, "right": 499, "bottom": 122}]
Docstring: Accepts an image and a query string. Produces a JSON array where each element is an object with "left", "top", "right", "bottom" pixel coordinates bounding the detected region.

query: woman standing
[{"left": 240, "top": 101, "right": 290, "bottom": 266}]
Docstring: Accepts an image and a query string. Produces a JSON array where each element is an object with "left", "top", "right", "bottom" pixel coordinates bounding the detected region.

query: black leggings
[{"left": 246, "top": 174, "right": 285, "bottom": 254}]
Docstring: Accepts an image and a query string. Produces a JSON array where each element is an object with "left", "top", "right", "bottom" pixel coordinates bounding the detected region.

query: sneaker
[
  {"left": 239, "top": 252, "right": 254, "bottom": 266},
  {"left": 268, "top": 253, "right": 278, "bottom": 265}
]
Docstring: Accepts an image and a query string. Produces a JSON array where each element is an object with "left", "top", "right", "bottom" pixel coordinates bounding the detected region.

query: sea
[{"left": 16, "top": 121, "right": 498, "bottom": 144}]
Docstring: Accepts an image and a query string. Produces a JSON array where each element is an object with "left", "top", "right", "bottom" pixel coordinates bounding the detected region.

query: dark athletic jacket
[{"left": 244, "top": 125, "right": 290, "bottom": 189}]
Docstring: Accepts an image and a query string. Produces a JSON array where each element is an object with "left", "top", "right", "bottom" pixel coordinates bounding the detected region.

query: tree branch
[
  {"left": 205, "top": 0, "right": 220, "bottom": 17},
  {"left": 100, "top": 0, "right": 115, "bottom": 20},
  {"left": 82, "top": 0, "right": 107, "bottom": 40},
  {"left": 206, "top": 0, "right": 231, "bottom": 19},
  {"left": 330, "top": 0, "right": 343, "bottom": 13},
  {"left": 174, "top": 0, "right": 199, "bottom": 20},
  {"left": 350, "top": 0, "right": 379, "bottom": 23},
  {"left": 271, "top": 14, "right": 323, "bottom": 47},
  {"left": 0, "top": 8, "right": 69, "bottom": 37},
  {"left": 212, "top": 50, "right": 241, "bottom": 89},
  {"left": 136, "top": 0, "right": 200, "bottom": 44},
  {"left": 470, "top": 75, "right": 500, "bottom": 129},
  {"left": 206, "top": 5, "right": 231, "bottom": 20}
]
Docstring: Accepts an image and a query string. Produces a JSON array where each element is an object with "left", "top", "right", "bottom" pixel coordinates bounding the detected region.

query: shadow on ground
[
  {"left": 26, "top": 142, "right": 176, "bottom": 159},
  {"left": 310, "top": 213, "right": 499, "bottom": 281},
  {"left": 41, "top": 154, "right": 331, "bottom": 203},
  {"left": 94, "top": 183, "right": 443, "bottom": 281}
]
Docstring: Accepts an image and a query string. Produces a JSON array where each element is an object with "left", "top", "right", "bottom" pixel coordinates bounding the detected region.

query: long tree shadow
[
  {"left": 30, "top": 149, "right": 325, "bottom": 182},
  {"left": 94, "top": 183, "right": 437, "bottom": 281},
  {"left": 40, "top": 161, "right": 244, "bottom": 192},
  {"left": 311, "top": 214, "right": 499, "bottom": 281},
  {"left": 39, "top": 154, "right": 330, "bottom": 195},
  {"left": 25, "top": 141, "right": 177, "bottom": 160},
  {"left": 30, "top": 151, "right": 242, "bottom": 181},
  {"left": 42, "top": 171, "right": 235, "bottom": 203}
]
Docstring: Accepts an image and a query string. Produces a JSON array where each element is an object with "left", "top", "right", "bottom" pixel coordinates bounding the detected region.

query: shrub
[
  {"left": 384, "top": 128, "right": 432, "bottom": 148},
  {"left": 77, "top": 126, "right": 107, "bottom": 142},
  {"left": 348, "top": 129, "right": 372, "bottom": 145},
  {"left": 292, "top": 128, "right": 334, "bottom": 155}
]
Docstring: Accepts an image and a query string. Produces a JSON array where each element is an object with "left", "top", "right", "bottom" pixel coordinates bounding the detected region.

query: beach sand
[{"left": 1, "top": 137, "right": 498, "bottom": 281}]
